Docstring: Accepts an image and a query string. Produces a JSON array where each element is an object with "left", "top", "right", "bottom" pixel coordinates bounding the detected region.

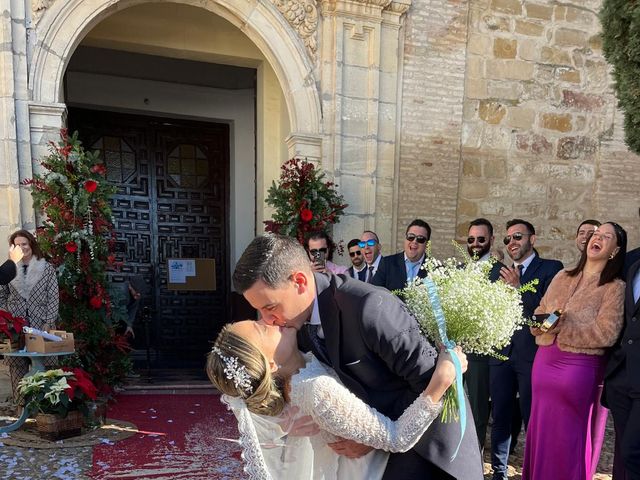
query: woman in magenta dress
[{"left": 522, "top": 222, "right": 626, "bottom": 480}]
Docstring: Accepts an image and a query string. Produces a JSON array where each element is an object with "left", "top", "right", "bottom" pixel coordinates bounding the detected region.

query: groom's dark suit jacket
[
  {"left": 298, "top": 272, "right": 483, "bottom": 479},
  {"left": 604, "top": 258, "right": 640, "bottom": 397}
]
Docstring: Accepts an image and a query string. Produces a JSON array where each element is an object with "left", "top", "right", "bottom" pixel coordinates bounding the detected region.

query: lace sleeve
[{"left": 292, "top": 371, "right": 442, "bottom": 453}]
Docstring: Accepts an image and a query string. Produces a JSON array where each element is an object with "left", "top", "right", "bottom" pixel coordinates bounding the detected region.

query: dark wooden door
[{"left": 69, "top": 108, "right": 230, "bottom": 368}]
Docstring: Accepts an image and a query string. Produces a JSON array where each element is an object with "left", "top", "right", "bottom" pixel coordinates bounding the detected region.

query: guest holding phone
[
  {"left": 304, "top": 231, "right": 347, "bottom": 275},
  {"left": 522, "top": 222, "right": 627, "bottom": 480}
]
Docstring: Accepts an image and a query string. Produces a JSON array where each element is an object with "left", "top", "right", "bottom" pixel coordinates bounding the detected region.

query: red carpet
[{"left": 89, "top": 394, "right": 245, "bottom": 479}]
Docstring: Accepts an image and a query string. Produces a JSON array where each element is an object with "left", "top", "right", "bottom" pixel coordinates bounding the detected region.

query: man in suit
[
  {"left": 624, "top": 246, "right": 640, "bottom": 277},
  {"left": 360, "top": 230, "right": 382, "bottom": 282},
  {"left": 604, "top": 256, "right": 640, "bottom": 479},
  {"left": 490, "top": 219, "right": 563, "bottom": 480},
  {"left": 0, "top": 245, "right": 23, "bottom": 285},
  {"left": 575, "top": 219, "right": 600, "bottom": 254},
  {"left": 465, "top": 218, "right": 503, "bottom": 452},
  {"left": 372, "top": 219, "right": 431, "bottom": 292},
  {"left": 346, "top": 238, "right": 368, "bottom": 281},
  {"left": 233, "top": 234, "right": 484, "bottom": 480}
]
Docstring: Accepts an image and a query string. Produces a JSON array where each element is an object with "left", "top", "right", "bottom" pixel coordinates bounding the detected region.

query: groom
[{"left": 233, "top": 234, "right": 483, "bottom": 479}]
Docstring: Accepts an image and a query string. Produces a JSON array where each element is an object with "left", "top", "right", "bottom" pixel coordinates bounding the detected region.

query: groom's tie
[{"left": 306, "top": 324, "right": 330, "bottom": 365}]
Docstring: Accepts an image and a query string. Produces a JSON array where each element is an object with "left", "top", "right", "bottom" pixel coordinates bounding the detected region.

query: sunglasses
[
  {"left": 503, "top": 232, "right": 532, "bottom": 245},
  {"left": 349, "top": 250, "right": 362, "bottom": 257},
  {"left": 467, "top": 236, "right": 487, "bottom": 244},
  {"left": 358, "top": 240, "right": 378, "bottom": 248},
  {"left": 406, "top": 234, "right": 428, "bottom": 244},
  {"left": 309, "top": 248, "right": 328, "bottom": 255}
]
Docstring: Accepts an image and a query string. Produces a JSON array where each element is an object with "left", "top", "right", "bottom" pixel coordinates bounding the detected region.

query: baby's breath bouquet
[{"left": 402, "top": 253, "right": 537, "bottom": 422}]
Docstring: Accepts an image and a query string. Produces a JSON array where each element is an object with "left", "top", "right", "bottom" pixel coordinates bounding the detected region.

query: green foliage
[
  {"left": 25, "top": 130, "right": 131, "bottom": 394},
  {"left": 18, "top": 367, "right": 98, "bottom": 417},
  {"left": 264, "top": 158, "right": 348, "bottom": 243},
  {"left": 601, "top": 0, "right": 640, "bottom": 154}
]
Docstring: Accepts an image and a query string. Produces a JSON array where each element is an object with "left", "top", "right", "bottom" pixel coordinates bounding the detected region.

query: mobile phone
[
  {"left": 538, "top": 310, "right": 562, "bottom": 332},
  {"left": 312, "top": 250, "right": 326, "bottom": 269}
]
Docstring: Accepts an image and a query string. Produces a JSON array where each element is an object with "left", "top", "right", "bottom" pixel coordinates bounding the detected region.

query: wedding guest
[
  {"left": 0, "top": 245, "right": 24, "bottom": 285},
  {"left": 207, "top": 320, "right": 467, "bottom": 479},
  {"left": 464, "top": 218, "right": 503, "bottom": 452},
  {"left": 372, "top": 219, "right": 431, "bottom": 292},
  {"left": 491, "top": 219, "right": 563, "bottom": 480},
  {"left": 604, "top": 252, "right": 640, "bottom": 479},
  {"left": 305, "top": 231, "right": 348, "bottom": 275},
  {"left": 0, "top": 230, "right": 59, "bottom": 401},
  {"left": 522, "top": 222, "right": 626, "bottom": 480},
  {"left": 575, "top": 219, "right": 600, "bottom": 253},
  {"left": 360, "top": 230, "right": 382, "bottom": 282},
  {"left": 346, "top": 239, "right": 367, "bottom": 281}
]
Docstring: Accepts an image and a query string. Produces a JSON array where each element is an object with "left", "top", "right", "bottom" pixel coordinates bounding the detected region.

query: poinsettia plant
[
  {"left": 0, "top": 310, "right": 27, "bottom": 343},
  {"left": 23, "top": 129, "right": 131, "bottom": 394},
  {"left": 18, "top": 367, "right": 98, "bottom": 417},
  {"left": 264, "top": 158, "right": 348, "bottom": 243}
]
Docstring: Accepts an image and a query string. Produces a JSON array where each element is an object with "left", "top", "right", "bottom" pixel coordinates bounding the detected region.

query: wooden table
[{"left": 0, "top": 350, "right": 74, "bottom": 433}]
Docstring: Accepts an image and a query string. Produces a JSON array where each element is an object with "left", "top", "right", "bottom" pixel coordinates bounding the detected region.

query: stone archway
[{"left": 27, "top": 0, "right": 322, "bottom": 163}]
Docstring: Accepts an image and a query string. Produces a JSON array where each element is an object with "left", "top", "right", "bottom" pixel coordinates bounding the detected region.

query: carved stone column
[{"left": 319, "top": 0, "right": 410, "bottom": 246}]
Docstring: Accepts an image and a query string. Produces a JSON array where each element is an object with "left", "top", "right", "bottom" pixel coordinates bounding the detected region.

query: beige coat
[{"left": 531, "top": 270, "right": 624, "bottom": 356}]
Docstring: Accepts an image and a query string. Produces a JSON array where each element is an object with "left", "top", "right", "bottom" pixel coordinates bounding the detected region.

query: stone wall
[
  {"left": 397, "top": 0, "right": 470, "bottom": 257},
  {"left": 398, "top": 0, "right": 640, "bottom": 264}
]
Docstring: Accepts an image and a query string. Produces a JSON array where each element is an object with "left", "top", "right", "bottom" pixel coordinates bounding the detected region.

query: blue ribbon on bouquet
[{"left": 422, "top": 277, "right": 467, "bottom": 462}]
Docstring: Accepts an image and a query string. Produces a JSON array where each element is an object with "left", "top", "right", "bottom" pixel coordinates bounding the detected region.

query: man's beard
[{"left": 467, "top": 243, "right": 490, "bottom": 259}]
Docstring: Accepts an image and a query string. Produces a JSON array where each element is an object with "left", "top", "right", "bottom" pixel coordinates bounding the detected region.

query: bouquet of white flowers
[{"left": 402, "top": 253, "right": 537, "bottom": 424}]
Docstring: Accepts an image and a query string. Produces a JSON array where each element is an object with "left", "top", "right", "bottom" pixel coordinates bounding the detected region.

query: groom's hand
[{"left": 328, "top": 438, "right": 374, "bottom": 458}]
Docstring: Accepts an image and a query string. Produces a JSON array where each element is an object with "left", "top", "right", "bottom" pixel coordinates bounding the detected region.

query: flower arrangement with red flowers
[
  {"left": 23, "top": 129, "right": 131, "bottom": 394},
  {"left": 18, "top": 367, "right": 98, "bottom": 418},
  {"left": 0, "top": 310, "right": 27, "bottom": 344},
  {"left": 264, "top": 158, "right": 348, "bottom": 243}
]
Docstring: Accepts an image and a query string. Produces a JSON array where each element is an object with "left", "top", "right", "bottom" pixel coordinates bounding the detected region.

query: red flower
[
  {"left": 65, "top": 241, "right": 78, "bottom": 253},
  {"left": 91, "top": 164, "right": 107, "bottom": 176},
  {"left": 60, "top": 145, "right": 72, "bottom": 158},
  {"left": 89, "top": 295, "right": 103, "bottom": 309},
  {"left": 84, "top": 180, "right": 98, "bottom": 193},
  {"left": 300, "top": 208, "right": 313, "bottom": 223},
  {"left": 62, "top": 367, "right": 98, "bottom": 401},
  {"left": 0, "top": 310, "right": 26, "bottom": 341}
]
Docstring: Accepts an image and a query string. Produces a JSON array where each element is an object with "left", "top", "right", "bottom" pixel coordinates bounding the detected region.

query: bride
[{"left": 207, "top": 320, "right": 467, "bottom": 480}]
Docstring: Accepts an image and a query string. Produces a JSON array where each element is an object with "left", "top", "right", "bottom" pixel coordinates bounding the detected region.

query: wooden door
[{"left": 69, "top": 108, "right": 230, "bottom": 368}]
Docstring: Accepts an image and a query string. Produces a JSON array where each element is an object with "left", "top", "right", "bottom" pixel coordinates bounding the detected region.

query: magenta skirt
[{"left": 522, "top": 342, "right": 608, "bottom": 480}]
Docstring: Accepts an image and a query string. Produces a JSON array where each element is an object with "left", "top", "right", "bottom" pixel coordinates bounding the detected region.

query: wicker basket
[
  {"left": 35, "top": 411, "right": 84, "bottom": 441},
  {"left": 0, "top": 339, "right": 19, "bottom": 353}
]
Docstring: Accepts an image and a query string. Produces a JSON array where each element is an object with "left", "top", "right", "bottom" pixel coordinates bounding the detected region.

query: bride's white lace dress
[{"left": 226, "top": 353, "right": 443, "bottom": 480}]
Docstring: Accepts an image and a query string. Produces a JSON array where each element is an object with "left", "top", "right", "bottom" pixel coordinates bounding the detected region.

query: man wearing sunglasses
[
  {"left": 490, "top": 219, "right": 563, "bottom": 480},
  {"left": 359, "top": 231, "right": 382, "bottom": 282},
  {"left": 346, "top": 238, "right": 368, "bottom": 281},
  {"left": 305, "top": 231, "right": 348, "bottom": 275},
  {"left": 371, "top": 219, "right": 431, "bottom": 293},
  {"left": 464, "top": 218, "right": 504, "bottom": 453}
]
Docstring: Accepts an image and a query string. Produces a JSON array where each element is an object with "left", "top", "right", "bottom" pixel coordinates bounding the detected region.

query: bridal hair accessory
[{"left": 212, "top": 346, "right": 254, "bottom": 394}]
